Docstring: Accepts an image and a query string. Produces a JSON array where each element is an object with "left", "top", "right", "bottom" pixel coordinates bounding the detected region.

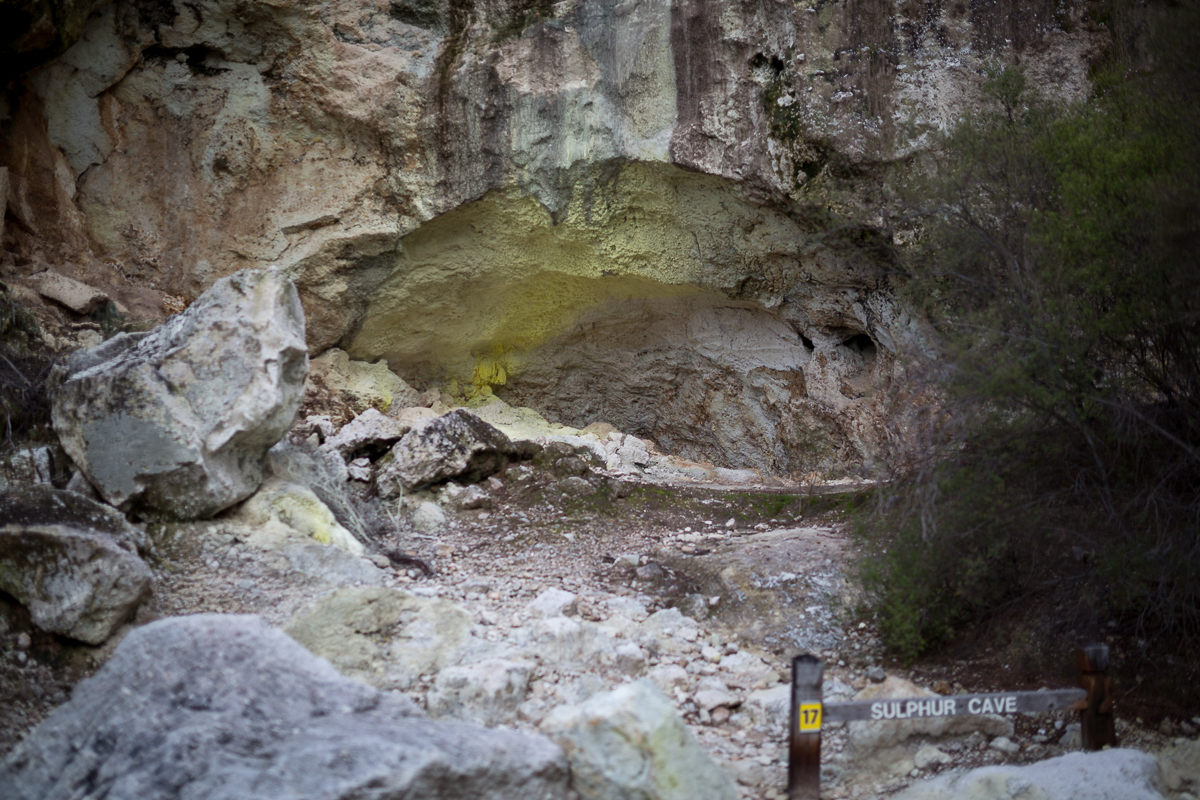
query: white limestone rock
[
  {"left": 237, "top": 477, "right": 364, "bottom": 555},
  {"left": 613, "top": 642, "right": 648, "bottom": 675},
  {"left": 647, "top": 664, "right": 691, "bottom": 695},
  {"left": 744, "top": 684, "right": 791, "bottom": 724},
  {"left": 717, "top": 651, "right": 774, "bottom": 688},
  {"left": 0, "top": 446, "right": 57, "bottom": 490},
  {"left": 509, "top": 616, "right": 617, "bottom": 669},
  {"left": 307, "top": 347, "right": 419, "bottom": 415},
  {"left": 284, "top": 586, "right": 476, "bottom": 691},
  {"left": 427, "top": 658, "right": 535, "bottom": 726},
  {"left": 693, "top": 677, "right": 741, "bottom": 711},
  {"left": 527, "top": 588, "right": 579, "bottom": 618},
  {"left": 540, "top": 680, "right": 738, "bottom": 800},
  {"left": 913, "top": 745, "right": 953, "bottom": 770},
  {"left": 616, "top": 436, "right": 652, "bottom": 468},
  {"left": 605, "top": 596, "right": 650, "bottom": 622},
  {"left": 51, "top": 269, "right": 307, "bottom": 521},
  {"left": 895, "top": 749, "right": 1166, "bottom": 800},
  {"left": 412, "top": 500, "right": 447, "bottom": 532},
  {"left": 26, "top": 270, "right": 110, "bottom": 314}
]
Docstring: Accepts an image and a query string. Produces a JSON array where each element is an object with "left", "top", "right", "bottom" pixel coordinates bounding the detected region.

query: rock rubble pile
[{"left": 1, "top": 267, "right": 1197, "bottom": 800}]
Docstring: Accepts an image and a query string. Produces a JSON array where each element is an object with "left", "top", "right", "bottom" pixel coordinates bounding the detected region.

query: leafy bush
[{"left": 858, "top": 6, "right": 1200, "bottom": 661}]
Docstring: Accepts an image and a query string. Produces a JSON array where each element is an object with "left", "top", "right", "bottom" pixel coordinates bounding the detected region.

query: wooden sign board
[
  {"left": 788, "top": 644, "right": 1111, "bottom": 800},
  {"left": 821, "top": 687, "right": 1087, "bottom": 726}
]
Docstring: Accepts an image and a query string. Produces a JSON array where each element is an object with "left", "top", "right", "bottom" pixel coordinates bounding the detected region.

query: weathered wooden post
[
  {"left": 789, "top": 654, "right": 823, "bottom": 800},
  {"left": 1076, "top": 643, "right": 1115, "bottom": 750}
]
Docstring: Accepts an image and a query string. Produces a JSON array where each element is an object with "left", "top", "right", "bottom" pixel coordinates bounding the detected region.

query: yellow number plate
[{"left": 798, "top": 702, "right": 822, "bottom": 732}]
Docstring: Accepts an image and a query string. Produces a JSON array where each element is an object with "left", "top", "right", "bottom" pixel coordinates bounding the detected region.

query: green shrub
[{"left": 857, "top": 4, "right": 1200, "bottom": 660}]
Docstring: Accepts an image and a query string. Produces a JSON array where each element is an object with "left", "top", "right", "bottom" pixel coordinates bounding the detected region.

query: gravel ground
[{"left": 2, "top": 458, "right": 1196, "bottom": 798}]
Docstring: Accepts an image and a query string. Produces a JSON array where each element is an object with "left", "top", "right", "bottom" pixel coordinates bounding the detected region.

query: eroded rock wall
[{"left": 0, "top": 0, "right": 1107, "bottom": 473}]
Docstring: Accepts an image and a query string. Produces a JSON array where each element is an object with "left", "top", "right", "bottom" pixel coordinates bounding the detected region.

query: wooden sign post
[
  {"left": 1076, "top": 643, "right": 1116, "bottom": 750},
  {"left": 788, "top": 654, "right": 823, "bottom": 800},
  {"left": 787, "top": 644, "right": 1112, "bottom": 798}
]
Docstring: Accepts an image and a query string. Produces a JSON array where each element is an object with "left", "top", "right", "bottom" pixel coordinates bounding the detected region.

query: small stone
[
  {"left": 377, "top": 410, "right": 516, "bottom": 496},
  {"left": 724, "top": 518, "right": 736, "bottom": 528},
  {"left": 866, "top": 666, "right": 886, "bottom": 683},
  {"left": 1060, "top": 722, "right": 1082, "bottom": 750},
  {"left": 28, "top": 270, "right": 110, "bottom": 314},
  {"left": 647, "top": 664, "right": 690, "bottom": 694},
  {"left": 636, "top": 562, "right": 665, "bottom": 580},
  {"left": 694, "top": 678, "right": 741, "bottom": 711},
  {"left": 412, "top": 501, "right": 447, "bottom": 532},
  {"left": 728, "top": 759, "right": 765, "bottom": 787},
  {"left": 615, "top": 642, "right": 647, "bottom": 675},
  {"left": 321, "top": 408, "right": 408, "bottom": 459},
  {"left": 527, "top": 588, "right": 578, "bottom": 618},
  {"left": 347, "top": 459, "right": 373, "bottom": 482},
  {"left": 913, "top": 744, "right": 952, "bottom": 769},
  {"left": 16, "top": 632, "right": 32, "bottom": 650},
  {"left": 426, "top": 658, "right": 534, "bottom": 726},
  {"left": 989, "top": 736, "right": 1020, "bottom": 754},
  {"left": 932, "top": 680, "right": 951, "bottom": 695}
]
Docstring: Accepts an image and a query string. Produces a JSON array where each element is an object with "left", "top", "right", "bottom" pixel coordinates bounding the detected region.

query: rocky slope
[
  {"left": 4, "top": 437, "right": 1198, "bottom": 798},
  {"left": 1, "top": 0, "right": 1109, "bottom": 475},
  {"left": 1, "top": 269, "right": 1197, "bottom": 798}
]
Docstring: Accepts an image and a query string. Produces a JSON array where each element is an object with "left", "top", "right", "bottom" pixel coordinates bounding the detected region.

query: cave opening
[{"left": 347, "top": 163, "right": 893, "bottom": 476}]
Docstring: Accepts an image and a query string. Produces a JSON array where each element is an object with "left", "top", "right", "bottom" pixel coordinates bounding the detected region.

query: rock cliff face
[{"left": 0, "top": 0, "right": 1105, "bottom": 474}]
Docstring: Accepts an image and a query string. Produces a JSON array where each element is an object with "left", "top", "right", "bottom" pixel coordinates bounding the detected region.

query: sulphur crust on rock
[
  {"left": 348, "top": 163, "right": 799, "bottom": 387},
  {"left": 236, "top": 478, "right": 364, "bottom": 556},
  {"left": 308, "top": 347, "right": 419, "bottom": 414}
]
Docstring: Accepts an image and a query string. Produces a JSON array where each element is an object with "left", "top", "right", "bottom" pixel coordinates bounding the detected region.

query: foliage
[{"left": 858, "top": 7, "right": 1200, "bottom": 661}]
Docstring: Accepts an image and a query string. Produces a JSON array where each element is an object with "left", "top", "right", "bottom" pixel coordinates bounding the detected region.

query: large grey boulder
[
  {"left": 894, "top": 749, "right": 1166, "bottom": 800},
  {"left": 0, "top": 486, "right": 150, "bottom": 644},
  {"left": 0, "top": 614, "right": 570, "bottom": 800},
  {"left": 377, "top": 408, "right": 517, "bottom": 496},
  {"left": 540, "top": 679, "right": 738, "bottom": 800},
  {"left": 52, "top": 269, "right": 308, "bottom": 520}
]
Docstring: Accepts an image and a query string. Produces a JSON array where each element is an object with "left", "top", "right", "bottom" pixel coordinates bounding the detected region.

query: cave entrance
[{"left": 348, "top": 162, "right": 886, "bottom": 475}]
